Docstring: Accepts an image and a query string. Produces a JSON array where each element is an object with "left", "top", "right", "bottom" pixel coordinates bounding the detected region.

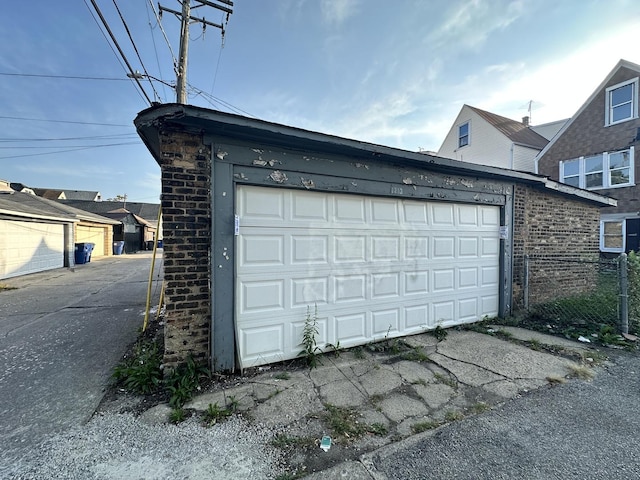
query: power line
[
  {"left": 83, "top": 0, "right": 148, "bottom": 105},
  {"left": 85, "top": 0, "right": 153, "bottom": 105},
  {"left": 0, "top": 134, "right": 138, "bottom": 142},
  {"left": 112, "top": 0, "right": 161, "bottom": 102},
  {"left": 0, "top": 142, "right": 140, "bottom": 160},
  {"left": 148, "top": 0, "right": 178, "bottom": 76},
  {"left": 0, "top": 116, "right": 133, "bottom": 127},
  {"left": 0, "top": 72, "right": 129, "bottom": 81},
  {"left": 187, "top": 83, "right": 255, "bottom": 117},
  {"left": 145, "top": 0, "right": 168, "bottom": 101}
]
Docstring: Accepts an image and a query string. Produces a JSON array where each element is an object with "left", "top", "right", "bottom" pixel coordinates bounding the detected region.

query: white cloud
[
  {"left": 427, "top": 0, "right": 526, "bottom": 50},
  {"left": 320, "top": 0, "right": 360, "bottom": 26}
]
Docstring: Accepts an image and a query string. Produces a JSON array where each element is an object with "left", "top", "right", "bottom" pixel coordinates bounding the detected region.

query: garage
[
  {"left": 75, "top": 224, "right": 107, "bottom": 257},
  {"left": 235, "top": 185, "right": 500, "bottom": 368},
  {"left": 0, "top": 219, "right": 65, "bottom": 279}
]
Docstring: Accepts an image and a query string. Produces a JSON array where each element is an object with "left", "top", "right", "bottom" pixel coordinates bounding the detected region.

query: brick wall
[
  {"left": 157, "top": 130, "right": 211, "bottom": 369},
  {"left": 537, "top": 66, "right": 640, "bottom": 215},
  {"left": 512, "top": 184, "right": 601, "bottom": 308}
]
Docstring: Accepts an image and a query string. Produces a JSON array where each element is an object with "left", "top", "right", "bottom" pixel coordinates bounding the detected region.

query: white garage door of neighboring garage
[
  {"left": 76, "top": 225, "right": 105, "bottom": 257},
  {"left": 235, "top": 185, "right": 501, "bottom": 369},
  {"left": 0, "top": 219, "right": 65, "bottom": 280}
]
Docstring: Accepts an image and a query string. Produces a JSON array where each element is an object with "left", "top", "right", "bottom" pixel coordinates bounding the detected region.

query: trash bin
[
  {"left": 74, "top": 243, "right": 93, "bottom": 265},
  {"left": 86, "top": 243, "right": 95, "bottom": 262},
  {"left": 145, "top": 240, "right": 154, "bottom": 251},
  {"left": 113, "top": 241, "right": 125, "bottom": 255},
  {"left": 157, "top": 240, "right": 163, "bottom": 249}
]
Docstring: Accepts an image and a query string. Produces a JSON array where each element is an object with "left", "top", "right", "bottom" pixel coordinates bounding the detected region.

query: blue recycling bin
[
  {"left": 74, "top": 243, "right": 95, "bottom": 265},
  {"left": 113, "top": 241, "right": 125, "bottom": 255}
]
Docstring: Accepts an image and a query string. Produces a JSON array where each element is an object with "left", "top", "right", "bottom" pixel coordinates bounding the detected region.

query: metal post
[
  {"left": 620, "top": 253, "right": 629, "bottom": 334},
  {"left": 524, "top": 254, "right": 530, "bottom": 311}
]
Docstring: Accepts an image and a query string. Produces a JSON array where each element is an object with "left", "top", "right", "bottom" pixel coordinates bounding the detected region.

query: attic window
[
  {"left": 458, "top": 122, "right": 469, "bottom": 148},
  {"left": 605, "top": 78, "right": 638, "bottom": 125}
]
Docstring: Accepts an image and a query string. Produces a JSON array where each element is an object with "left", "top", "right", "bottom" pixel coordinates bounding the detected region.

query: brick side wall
[
  {"left": 537, "top": 66, "right": 640, "bottom": 215},
  {"left": 158, "top": 130, "right": 211, "bottom": 369},
  {"left": 512, "top": 184, "right": 601, "bottom": 308}
]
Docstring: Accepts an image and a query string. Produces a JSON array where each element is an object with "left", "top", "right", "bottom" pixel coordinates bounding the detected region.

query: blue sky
[{"left": 0, "top": 0, "right": 638, "bottom": 202}]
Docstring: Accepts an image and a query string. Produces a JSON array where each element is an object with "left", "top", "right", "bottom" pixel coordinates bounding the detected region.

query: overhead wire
[
  {"left": 0, "top": 116, "right": 132, "bottom": 127},
  {"left": 111, "top": 0, "right": 161, "bottom": 102},
  {"left": 145, "top": 0, "right": 168, "bottom": 101},
  {"left": 84, "top": 0, "right": 153, "bottom": 105},
  {"left": 187, "top": 83, "right": 256, "bottom": 118},
  {"left": 0, "top": 72, "right": 129, "bottom": 81},
  {"left": 0, "top": 142, "right": 141, "bottom": 160},
  {"left": 147, "top": 0, "right": 178, "bottom": 76}
]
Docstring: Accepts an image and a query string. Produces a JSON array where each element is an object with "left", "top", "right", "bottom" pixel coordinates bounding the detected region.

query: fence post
[
  {"left": 524, "top": 254, "right": 529, "bottom": 311},
  {"left": 619, "top": 253, "right": 629, "bottom": 335}
]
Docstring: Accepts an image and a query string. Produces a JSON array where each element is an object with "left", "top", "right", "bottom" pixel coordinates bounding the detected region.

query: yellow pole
[
  {"left": 155, "top": 281, "right": 165, "bottom": 321},
  {"left": 143, "top": 208, "right": 162, "bottom": 332}
]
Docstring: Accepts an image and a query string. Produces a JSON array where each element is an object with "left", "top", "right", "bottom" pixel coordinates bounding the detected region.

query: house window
[
  {"left": 601, "top": 220, "right": 624, "bottom": 252},
  {"left": 559, "top": 146, "right": 634, "bottom": 190},
  {"left": 605, "top": 78, "right": 638, "bottom": 125},
  {"left": 458, "top": 122, "right": 469, "bottom": 148}
]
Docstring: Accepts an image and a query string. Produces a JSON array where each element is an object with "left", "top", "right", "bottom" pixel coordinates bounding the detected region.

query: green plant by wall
[
  {"left": 299, "top": 304, "right": 322, "bottom": 368},
  {"left": 165, "top": 356, "right": 211, "bottom": 408},
  {"left": 112, "top": 341, "right": 163, "bottom": 394}
]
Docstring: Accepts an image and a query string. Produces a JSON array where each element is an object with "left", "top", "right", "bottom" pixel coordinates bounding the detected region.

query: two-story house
[
  {"left": 437, "top": 104, "right": 565, "bottom": 173},
  {"left": 537, "top": 59, "right": 640, "bottom": 254}
]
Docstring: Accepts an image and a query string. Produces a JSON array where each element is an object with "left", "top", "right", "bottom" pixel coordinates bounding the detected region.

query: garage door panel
[
  {"left": 291, "top": 277, "right": 328, "bottom": 306},
  {"left": 240, "top": 279, "right": 285, "bottom": 313},
  {"left": 372, "top": 308, "right": 400, "bottom": 336},
  {"left": 235, "top": 186, "right": 500, "bottom": 369}
]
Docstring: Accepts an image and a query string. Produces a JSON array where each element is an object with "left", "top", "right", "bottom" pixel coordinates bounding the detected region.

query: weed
[
  {"left": 325, "top": 340, "right": 342, "bottom": 357},
  {"left": 527, "top": 339, "right": 542, "bottom": 351},
  {"left": 323, "top": 403, "right": 367, "bottom": 439},
  {"left": 275, "top": 470, "right": 306, "bottom": 480},
  {"left": 112, "top": 341, "right": 163, "bottom": 394},
  {"left": 433, "top": 372, "right": 457, "bottom": 389},
  {"left": 353, "top": 346, "right": 366, "bottom": 359},
  {"left": 165, "top": 356, "right": 211, "bottom": 408},
  {"left": 367, "top": 423, "right": 388, "bottom": 436},
  {"left": 402, "top": 347, "right": 429, "bottom": 362},
  {"left": 567, "top": 363, "right": 595, "bottom": 380},
  {"left": 203, "top": 402, "right": 233, "bottom": 425},
  {"left": 274, "top": 372, "right": 291, "bottom": 381},
  {"left": 411, "top": 378, "right": 427, "bottom": 386},
  {"left": 299, "top": 305, "right": 322, "bottom": 369},
  {"left": 412, "top": 420, "right": 440, "bottom": 433},
  {"left": 169, "top": 407, "right": 187, "bottom": 424},
  {"left": 369, "top": 394, "right": 384, "bottom": 404},
  {"left": 444, "top": 410, "right": 464, "bottom": 422},
  {"left": 546, "top": 376, "right": 567, "bottom": 385},
  {"left": 226, "top": 395, "right": 239, "bottom": 413},
  {"left": 0, "top": 283, "right": 17, "bottom": 292},
  {"left": 496, "top": 329, "right": 513, "bottom": 339},
  {"left": 432, "top": 325, "right": 448, "bottom": 342},
  {"left": 470, "top": 402, "right": 490, "bottom": 414}
]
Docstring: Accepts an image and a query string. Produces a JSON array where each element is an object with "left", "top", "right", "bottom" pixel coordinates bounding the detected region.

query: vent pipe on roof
[{"left": 522, "top": 116, "right": 530, "bottom": 127}]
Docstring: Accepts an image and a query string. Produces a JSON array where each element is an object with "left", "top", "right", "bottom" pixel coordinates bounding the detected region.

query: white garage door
[
  {"left": 0, "top": 219, "right": 65, "bottom": 280},
  {"left": 235, "top": 186, "right": 500, "bottom": 369},
  {"left": 76, "top": 225, "right": 106, "bottom": 257}
]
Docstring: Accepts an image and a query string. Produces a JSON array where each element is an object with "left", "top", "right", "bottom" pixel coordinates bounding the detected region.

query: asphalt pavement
[{"left": 0, "top": 253, "right": 163, "bottom": 473}]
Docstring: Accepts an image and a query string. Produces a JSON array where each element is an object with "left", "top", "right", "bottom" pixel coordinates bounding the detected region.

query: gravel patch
[{"left": 5, "top": 412, "right": 284, "bottom": 480}]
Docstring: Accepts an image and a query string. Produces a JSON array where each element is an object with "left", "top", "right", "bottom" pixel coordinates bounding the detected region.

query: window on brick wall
[
  {"left": 601, "top": 220, "right": 624, "bottom": 252},
  {"left": 605, "top": 78, "right": 638, "bottom": 126},
  {"left": 559, "top": 146, "right": 634, "bottom": 190}
]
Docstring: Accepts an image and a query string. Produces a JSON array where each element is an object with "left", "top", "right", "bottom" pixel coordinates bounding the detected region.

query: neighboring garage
[
  {"left": 0, "top": 191, "right": 76, "bottom": 279},
  {"left": 134, "top": 104, "right": 615, "bottom": 372}
]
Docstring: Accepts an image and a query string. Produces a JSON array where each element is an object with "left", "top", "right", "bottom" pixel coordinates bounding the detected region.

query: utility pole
[{"left": 159, "top": 0, "right": 234, "bottom": 104}]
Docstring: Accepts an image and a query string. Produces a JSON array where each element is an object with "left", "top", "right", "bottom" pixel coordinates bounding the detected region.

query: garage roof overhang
[{"left": 134, "top": 104, "right": 616, "bottom": 209}]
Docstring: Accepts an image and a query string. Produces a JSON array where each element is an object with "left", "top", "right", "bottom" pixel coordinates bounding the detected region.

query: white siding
[
  {"left": 512, "top": 145, "right": 539, "bottom": 172},
  {"left": 437, "top": 106, "right": 512, "bottom": 169}
]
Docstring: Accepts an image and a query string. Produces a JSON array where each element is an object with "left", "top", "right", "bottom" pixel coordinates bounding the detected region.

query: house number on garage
[
  {"left": 234, "top": 215, "right": 240, "bottom": 235},
  {"left": 390, "top": 186, "right": 403, "bottom": 195}
]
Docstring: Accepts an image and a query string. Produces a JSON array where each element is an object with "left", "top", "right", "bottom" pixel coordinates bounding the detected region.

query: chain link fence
[{"left": 520, "top": 254, "right": 639, "bottom": 339}]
